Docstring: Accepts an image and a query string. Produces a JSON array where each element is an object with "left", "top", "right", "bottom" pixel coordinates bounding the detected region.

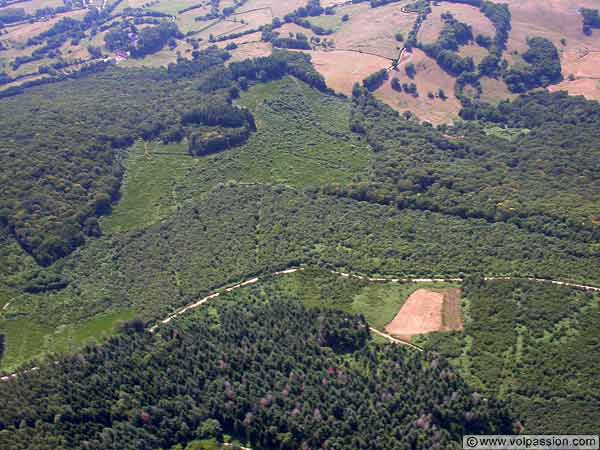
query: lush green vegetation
[
  {"left": 258, "top": 268, "right": 455, "bottom": 330},
  {"left": 0, "top": 49, "right": 331, "bottom": 265},
  {"left": 0, "top": 47, "right": 229, "bottom": 265},
  {"left": 105, "top": 22, "right": 183, "bottom": 57},
  {"left": 4, "top": 181, "right": 600, "bottom": 371},
  {"left": 417, "top": 279, "right": 600, "bottom": 433},
  {"left": 504, "top": 37, "right": 562, "bottom": 93},
  {"left": 346, "top": 89, "right": 600, "bottom": 243},
  {"left": 0, "top": 291, "right": 514, "bottom": 450}
]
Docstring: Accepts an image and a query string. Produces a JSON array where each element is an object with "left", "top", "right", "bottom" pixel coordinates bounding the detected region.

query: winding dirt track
[{"left": 2, "top": 268, "right": 600, "bottom": 382}]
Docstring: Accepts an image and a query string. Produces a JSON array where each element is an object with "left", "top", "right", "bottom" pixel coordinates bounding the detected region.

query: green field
[
  {"left": 251, "top": 268, "right": 456, "bottom": 330},
  {"left": 0, "top": 309, "right": 136, "bottom": 373}
]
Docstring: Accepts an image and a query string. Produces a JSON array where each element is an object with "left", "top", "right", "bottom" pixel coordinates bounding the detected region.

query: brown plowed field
[
  {"left": 441, "top": 288, "right": 464, "bottom": 332},
  {"left": 384, "top": 288, "right": 463, "bottom": 341}
]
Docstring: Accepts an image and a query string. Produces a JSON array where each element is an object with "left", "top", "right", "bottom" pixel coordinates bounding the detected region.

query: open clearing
[
  {"left": 375, "top": 48, "right": 461, "bottom": 124},
  {"left": 300, "top": 49, "right": 390, "bottom": 95},
  {"left": 384, "top": 288, "right": 463, "bottom": 341}
]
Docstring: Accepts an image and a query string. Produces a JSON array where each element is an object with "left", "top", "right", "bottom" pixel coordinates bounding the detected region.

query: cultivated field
[{"left": 384, "top": 288, "right": 463, "bottom": 341}]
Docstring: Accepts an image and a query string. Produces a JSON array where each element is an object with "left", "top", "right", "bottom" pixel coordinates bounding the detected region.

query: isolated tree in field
[
  {"left": 438, "top": 88, "right": 447, "bottom": 100},
  {"left": 395, "top": 32, "right": 404, "bottom": 42},
  {"left": 391, "top": 77, "right": 402, "bottom": 91},
  {"left": 405, "top": 62, "right": 416, "bottom": 78}
]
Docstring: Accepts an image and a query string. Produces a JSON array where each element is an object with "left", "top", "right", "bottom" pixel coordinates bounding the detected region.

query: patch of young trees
[
  {"left": 581, "top": 8, "right": 600, "bottom": 35},
  {"left": 362, "top": 69, "right": 388, "bottom": 91},
  {"left": 503, "top": 37, "right": 562, "bottom": 92}
]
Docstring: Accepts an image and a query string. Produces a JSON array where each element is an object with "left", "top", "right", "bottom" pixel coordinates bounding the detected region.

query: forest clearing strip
[{"left": 3, "top": 269, "right": 600, "bottom": 382}]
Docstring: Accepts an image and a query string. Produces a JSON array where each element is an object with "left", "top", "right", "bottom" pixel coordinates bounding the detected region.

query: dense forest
[
  {"left": 5, "top": 182, "right": 599, "bottom": 360},
  {"left": 503, "top": 37, "right": 562, "bottom": 92},
  {"left": 0, "top": 293, "right": 514, "bottom": 450},
  {"left": 0, "top": 49, "right": 324, "bottom": 265},
  {"left": 343, "top": 88, "right": 600, "bottom": 243}
]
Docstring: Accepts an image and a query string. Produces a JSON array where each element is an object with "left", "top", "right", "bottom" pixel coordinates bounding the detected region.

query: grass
[
  {"left": 261, "top": 269, "right": 456, "bottom": 331},
  {"left": 102, "top": 140, "right": 197, "bottom": 234},
  {"left": 484, "top": 125, "right": 530, "bottom": 141},
  {"left": 0, "top": 309, "right": 136, "bottom": 373},
  {"left": 352, "top": 283, "right": 453, "bottom": 330}
]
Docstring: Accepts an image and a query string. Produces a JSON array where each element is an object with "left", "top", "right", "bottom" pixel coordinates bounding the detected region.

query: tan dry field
[
  {"left": 503, "top": 0, "right": 600, "bottom": 100},
  {"left": 229, "top": 7, "right": 273, "bottom": 29},
  {"left": 278, "top": 22, "right": 317, "bottom": 39},
  {"left": 384, "top": 288, "right": 463, "bottom": 341},
  {"left": 298, "top": 49, "right": 390, "bottom": 95},
  {"left": 479, "top": 76, "right": 517, "bottom": 104},
  {"left": 3, "top": 9, "right": 87, "bottom": 45},
  {"left": 459, "top": 42, "right": 488, "bottom": 64},
  {"left": 321, "top": 0, "right": 347, "bottom": 7},
  {"left": 237, "top": 0, "right": 305, "bottom": 19},
  {"left": 177, "top": 7, "right": 212, "bottom": 33},
  {"left": 329, "top": 1, "right": 415, "bottom": 59},
  {"left": 0, "top": 0, "right": 65, "bottom": 14},
  {"left": 226, "top": 41, "right": 272, "bottom": 62},
  {"left": 375, "top": 48, "right": 461, "bottom": 124},
  {"left": 417, "top": 1, "right": 495, "bottom": 46}
]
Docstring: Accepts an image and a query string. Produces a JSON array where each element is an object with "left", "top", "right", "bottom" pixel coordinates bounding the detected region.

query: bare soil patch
[
  {"left": 384, "top": 289, "right": 445, "bottom": 341},
  {"left": 374, "top": 48, "right": 461, "bottom": 124},
  {"left": 384, "top": 287, "right": 463, "bottom": 341}
]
